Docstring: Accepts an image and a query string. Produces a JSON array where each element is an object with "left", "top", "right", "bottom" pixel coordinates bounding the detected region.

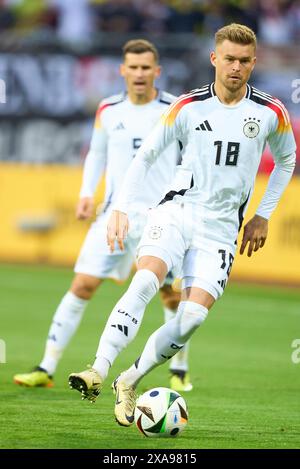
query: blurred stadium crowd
[
  {"left": 0, "top": 0, "right": 299, "bottom": 171},
  {"left": 0, "top": 1, "right": 299, "bottom": 276},
  {"left": 0, "top": 0, "right": 299, "bottom": 44}
]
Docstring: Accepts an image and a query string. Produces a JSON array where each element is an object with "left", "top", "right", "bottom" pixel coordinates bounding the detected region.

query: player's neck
[
  {"left": 214, "top": 81, "right": 247, "bottom": 106},
  {"left": 128, "top": 88, "right": 157, "bottom": 105}
]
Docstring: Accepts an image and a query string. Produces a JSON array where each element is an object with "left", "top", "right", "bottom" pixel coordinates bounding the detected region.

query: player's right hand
[
  {"left": 76, "top": 197, "right": 94, "bottom": 220},
  {"left": 107, "top": 210, "right": 129, "bottom": 253}
]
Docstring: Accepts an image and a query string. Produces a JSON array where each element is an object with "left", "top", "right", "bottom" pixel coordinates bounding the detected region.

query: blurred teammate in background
[
  {"left": 70, "top": 24, "right": 296, "bottom": 426},
  {"left": 14, "top": 39, "right": 193, "bottom": 392}
]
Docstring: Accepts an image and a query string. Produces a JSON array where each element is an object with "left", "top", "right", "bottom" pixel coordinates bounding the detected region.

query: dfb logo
[
  {"left": 291, "top": 79, "right": 300, "bottom": 104},
  {"left": 0, "top": 339, "right": 6, "bottom": 363},
  {"left": 0, "top": 79, "right": 6, "bottom": 104},
  {"left": 291, "top": 339, "right": 300, "bottom": 364}
]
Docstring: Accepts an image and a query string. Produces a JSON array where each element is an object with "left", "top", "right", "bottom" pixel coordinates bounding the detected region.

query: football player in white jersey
[
  {"left": 13, "top": 39, "right": 193, "bottom": 392},
  {"left": 70, "top": 24, "right": 296, "bottom": 427}
]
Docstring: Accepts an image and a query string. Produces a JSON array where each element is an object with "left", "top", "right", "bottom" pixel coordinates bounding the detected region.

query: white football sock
[
  {"left": 40, "top": 291, "right": 88, "bottom": 375},
  {"left": 163, "top": 306, "right": 189, "bottom": 372},
  {"left": 121, "top": 301, "right": 208, "bottom": 387},
  {"left": 93, "top": 269, "right": 159, "bottom": 379}
]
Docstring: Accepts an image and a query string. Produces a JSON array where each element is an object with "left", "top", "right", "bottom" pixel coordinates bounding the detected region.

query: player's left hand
[
  {"left": 240, "top": 214, "right": 268, "bottom": 257},
  {"left": 107, "top": 210, "right": 129, "bottom": 253},
  {"left": 76, "top": 197, "right": 94, "bottom": 220}
]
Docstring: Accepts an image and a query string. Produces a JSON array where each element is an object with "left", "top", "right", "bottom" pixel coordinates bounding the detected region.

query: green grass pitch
[{"left": 0, "top": 263, "right": 299, "bottom": 449}]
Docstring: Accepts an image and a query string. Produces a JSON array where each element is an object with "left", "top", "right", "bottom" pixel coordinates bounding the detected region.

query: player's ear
[
  {"left": 120, "top": 63, "right": 125, "bottom": 77},
  {"left": 155, "top": 65, "right": 161, "bottom": 79},
  {"left": 210, "top": 51, "right": 216, "bottom": 67}
]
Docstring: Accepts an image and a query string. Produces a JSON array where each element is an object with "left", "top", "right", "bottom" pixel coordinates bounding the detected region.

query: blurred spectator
[
  {"left": 287, "top": 0, "right": 300, "bottom": 42},
  {"left": 0, "top": 0, "right": 299, "bottom": 41},
  {"left": 93, "top": 0, "right": 142, "bottom": 33},
  {"left": 48, "top": 0, "right": 95, "bottom": 42},
  {"left": 135, "top": 0, "right": 171, "bottom": 35},
  {"left": 223, "top": 0, "right": 259, "bottom": 34},
  {"left": 9, "top": 0, "right": 51, "bottom": 34},
  {"left": 202, "top": 0, "right": 225, "bottom": 35},
  {"left": 0, "top": 0, "right": 15, "bottom": 31},
  {"left": 258, "top": 0, "right": 292, "bottom": 45},
  {"left": 167, "top": 0, "right": 204, "bottom": 33}
]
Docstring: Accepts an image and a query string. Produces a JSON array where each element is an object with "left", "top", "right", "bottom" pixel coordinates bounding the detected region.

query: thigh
[
  {"left": 137, "top": 203, "right": 187, "bottom": 274},
  {"left": 182, "top": 241, "right": 236, "bottom": 300},
  {"left": 137, "top": 255, "right": 168, "bottom": 285},
  {"left": 181, "top": 286, "right": 215, "bottom": 310}
]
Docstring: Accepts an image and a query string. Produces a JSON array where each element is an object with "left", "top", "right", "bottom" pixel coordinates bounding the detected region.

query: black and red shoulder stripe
[
  {"left": 163, "top": 84, "right": 213, "bottom": 126},
  {"left": 248, "top": 86, "right": 291, "bottom": 131},
  {"left": 94, "top": 93, "right": 125, "bottom": 128}
]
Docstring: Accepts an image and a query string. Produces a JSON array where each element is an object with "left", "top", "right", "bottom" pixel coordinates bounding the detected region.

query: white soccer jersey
[
  {"left": 116, "top": 83, "right": 296, "bottom": 244},
  {"left": 80, "top": 90, "right": 180, "bottom": 214}
]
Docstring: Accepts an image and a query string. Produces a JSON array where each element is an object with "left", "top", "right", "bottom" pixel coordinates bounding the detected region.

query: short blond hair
[
  {"left": 122, "top": 39, "right": 159, "bottom": 63},
  {"left": 215, "top": 23, "right": 257, "bottom": 49}
]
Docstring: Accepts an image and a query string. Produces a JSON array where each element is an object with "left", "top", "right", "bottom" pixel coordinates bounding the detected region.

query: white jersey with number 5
[
  {"left": 75, "top": 90, "right": 181, "bottom": 280},
  {"left": 81, "top": 90, "right": 180, "bottom": 214}
]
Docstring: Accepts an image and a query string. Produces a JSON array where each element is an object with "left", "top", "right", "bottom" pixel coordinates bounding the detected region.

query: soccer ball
[{"left": 134, "top": 387, "right": 188, "bottom": 437}]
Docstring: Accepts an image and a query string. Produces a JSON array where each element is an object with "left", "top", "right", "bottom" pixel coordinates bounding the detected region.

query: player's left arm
[{"left": 240, "top": 103, "right": 296, "bottom": 257}]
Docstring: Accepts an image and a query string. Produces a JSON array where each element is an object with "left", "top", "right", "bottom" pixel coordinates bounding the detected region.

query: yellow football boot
[
  {"left": 14, "top": 367, "right": 54, "bottom": 388},
  {"left": 170, "top": 371, "right": 193, "bottom": 392}
]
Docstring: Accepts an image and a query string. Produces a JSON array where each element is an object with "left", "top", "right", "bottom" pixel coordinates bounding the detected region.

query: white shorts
[
  {"left": 137, "top": 202, "right": 237, "bottom": 299},
  {"left": 75, "top": 209, "right": 178, "bottom": 284}
]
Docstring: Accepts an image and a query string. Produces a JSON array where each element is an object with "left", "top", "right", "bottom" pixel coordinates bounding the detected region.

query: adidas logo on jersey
[
  {"left": 113, "top": 122, "right": 125, "bottom": 130},
  {"left": 195, "top": 120, "right": 212, "bottom": 131}
]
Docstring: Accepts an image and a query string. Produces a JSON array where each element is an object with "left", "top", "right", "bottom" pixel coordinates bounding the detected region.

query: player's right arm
[
  {"left": 76, "top": 102, "right": 108, "bottom": 220},
  {"left": 107, "top": 96, "right": 189, "bottom": 252}
]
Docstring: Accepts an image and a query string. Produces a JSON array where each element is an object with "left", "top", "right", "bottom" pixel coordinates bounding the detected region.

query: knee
[
  {"left": 175, "top": 301, "right": 208, "bottom": 342},
  {"left": 137, "top": 256, "right": 167, "bottom": 285},
  {"left": 130, "top": 269, "right": 159, "bottom": 303},
  {"left": 159, "top": 285, "right": 181, "bottom": 310},
  {"left": 70, "top": 275, "right": 100, "bottom": 300}
]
